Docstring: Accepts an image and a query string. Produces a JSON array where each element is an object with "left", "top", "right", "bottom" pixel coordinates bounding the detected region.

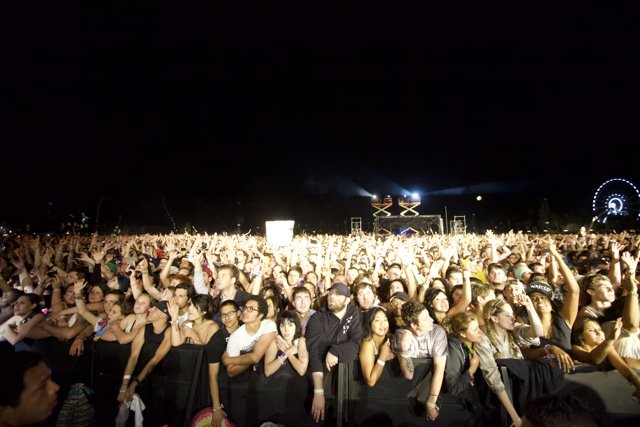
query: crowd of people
[{"left": 1, "top": 229, "right": 639, "bottom": 426}]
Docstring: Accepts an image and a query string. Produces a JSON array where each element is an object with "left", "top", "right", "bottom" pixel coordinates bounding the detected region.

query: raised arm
[
  {"left": 168, "top": 298, "right": 186, "bottom": 347},
  {"left": 549, "top": 240, "right": 579, "bottom": 328},
  {"left": 620, "top": 252, "right": 639, "bottom": 332},
  {"left": 447, "top": 267, "right": 472, "bottom": 316},
  {"left": 73, "top": 280, "right": 100, "bottom": 327}
]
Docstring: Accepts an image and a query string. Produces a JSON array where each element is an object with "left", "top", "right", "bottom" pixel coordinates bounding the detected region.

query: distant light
[
  {"left": 476, "top": 195, "right": 483, "bottom": 201},
  {"left": 411, "top": 193, "right": 419, "bottom": 199},
  {"left": 372, "top": 195, "right": 377, "bottom": 199}
]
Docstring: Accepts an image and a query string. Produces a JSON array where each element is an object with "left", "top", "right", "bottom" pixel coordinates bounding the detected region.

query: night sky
[{"left": 3, "top": 4, "right": 640, "bottom": 233}]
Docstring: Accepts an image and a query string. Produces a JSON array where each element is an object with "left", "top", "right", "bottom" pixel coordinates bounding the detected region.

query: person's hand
[
  {"left": 221, "top": 352, "right": 230, "bottom": 366},
  {"left": 547, "top": 237, "right": 560, "bottom": 257},
  {"left": 514, "top": 294, "right": 533, "bottom": 310},
  {"left": 548, "top": 345, "right": 574, "bottom": 373},
  {"left": 167, "top": 298, "right": 179, "bottom": 320},
  {"left": 120, "top": 382, "right": 137, "bottom": 403},
  {"left": 469, "top": 351, "right": 480, "bottom": 374},
  {"left": 325, "top": 352, "right": 339, "bottom": 370},
  {"left": 74, "top": 279, "right": 87, "bottom": 293},
  {"left": 426, "top": 404, "right": 439, "bottom": 422},
  {"left": 510, "top": 416, "right": 522, "bottom": 427},
  {"left": 311, "top": 394, "right": 325, "bottom": 422},
  {"left": 69, "top": 337, "right": 84, "bottom": 356},
  {"left": 610, "top": 241, "right": 622, "bottom": 261},
  {"left": 379, "top": 338, "right": 395, "bottom": 362},
  {"left": 275, "top": 336, "right": 289, "bottom": 353},
  {"left": 621, "top": 251, "right": 639, "bottom": 281},
  {"left": 607, "top": 318, "right": 623, "bottom": 342},
  {"left": 210, "top": 407, "right": 228, "bottom": 427},
  {"left": 92, "top": 249, "right": 105, "bottom": 264}
]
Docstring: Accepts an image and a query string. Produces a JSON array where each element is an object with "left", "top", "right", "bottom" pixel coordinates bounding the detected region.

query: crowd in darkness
[{"left": 1, "top": 230, "right": 639, "bottom": 426}]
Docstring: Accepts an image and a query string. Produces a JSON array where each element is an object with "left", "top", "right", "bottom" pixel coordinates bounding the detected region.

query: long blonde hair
[{"left": 483, "top": 299, "right": 522, "bottom": 359}]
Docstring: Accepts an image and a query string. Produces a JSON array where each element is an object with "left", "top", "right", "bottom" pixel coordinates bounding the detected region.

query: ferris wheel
[{"left": 592, "top": 178, "right": 640, "bottom": 224}]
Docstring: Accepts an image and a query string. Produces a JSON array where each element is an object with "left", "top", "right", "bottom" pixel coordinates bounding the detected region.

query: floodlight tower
[
  {"left": 371, "top": 195, "right": 393, "bottom": 217},
  {"left": 372, "top": 195, "right": 393, "bottom": 234},
  {"left": 399, "top": 193, "right": 421, "bottom": 216}
]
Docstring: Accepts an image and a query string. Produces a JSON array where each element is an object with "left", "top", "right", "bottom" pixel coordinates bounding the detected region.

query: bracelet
[
  {"left": 428, "top": 394, "right": 439, "bottom": 397},
  {"left": 277, "top": 350, "right": 287, "bottom": 359},
  {"left": 376, "top": 359, "right": 386, "bottom": 367},
  {"left": 313, "top": 388, "right": 324, "bottom": 395},
  {"left": 630, "top": 291, "right": 639, "bottom": 297},
  {"left": 119, "top": 387, "right": 127, "bottom": 393},
  {"left": 53, "top": 289, "right": 61, "bottom": 292},
  {"left": 213, "top": 404, "right": 224, "bottom": 412},
  {"left": 123, "top": 375, "right": 131, "bottom": 380},
  {"left": 426, "top": 401, "right": 439, "bottom": 410}
]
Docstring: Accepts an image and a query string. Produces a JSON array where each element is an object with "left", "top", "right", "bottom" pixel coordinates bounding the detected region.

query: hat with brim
[
  {"left": 389, "top": 291, "right": 409, "bottom": 302},
  {"left": 329, "top": 282, "right": 351, "bottom": 297},
  {"left": 526, "top": 281, "right": 554, "bottom": 300},
  {"left": 515, "top": 265, "right": 533, "bottom": 280},
  {"left": 154, "top": 300, "right": 170, "bottom": 316}
]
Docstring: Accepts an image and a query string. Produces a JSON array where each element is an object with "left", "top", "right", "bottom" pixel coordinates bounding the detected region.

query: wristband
[
  {"left": 123, "top": 375, "right": 131, "bottom": 380},
  {"left": 426, "top": 401, "right": 439, "bottom": 410},
  {"left": 277, "top": 350, "right": 287, "bottom": 359},
  {"left": 630, "top": 291, "right": 639, "bottom": 297},
  {"left": 544, "top": 345, "right": 555, "bottom": 368},
  {"left": 213, "top": 404, "right": 224, "bottom": 412},
  {"left": 119, "top": 387, "right": 127, "bottom": 393},
  {"left": 376, "top": 359, "right": 386, "bottom": 367},
  {"left": 53, "top": 289, "right": 61, "bottom": 292},
  {"left": 313, "top": 388, "right": 324, "bottom": 395}
]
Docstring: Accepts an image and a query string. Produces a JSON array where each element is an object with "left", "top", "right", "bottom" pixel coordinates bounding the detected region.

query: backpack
[{"left": 55, "top": 383, "right": 95, "bottom": 427}]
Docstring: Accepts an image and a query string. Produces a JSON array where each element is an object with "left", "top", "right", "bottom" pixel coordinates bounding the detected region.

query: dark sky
[{"left": 3, "top": 4, "right": 640, "bottom": 233}]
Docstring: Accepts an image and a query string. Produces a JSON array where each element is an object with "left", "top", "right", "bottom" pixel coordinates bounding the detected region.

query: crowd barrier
[{"left": 15, "top": 338, "right": 640, "bottom": 427}]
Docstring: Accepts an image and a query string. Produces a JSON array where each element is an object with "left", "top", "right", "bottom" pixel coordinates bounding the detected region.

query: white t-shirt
[{"left": 226, "top": 319, "right": 277, "bottom": 357}]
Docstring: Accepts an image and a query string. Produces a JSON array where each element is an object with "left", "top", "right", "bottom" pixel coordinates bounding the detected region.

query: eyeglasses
[
  {"left": 242, "top": 305, "right": 258, "bottom": 313},
  {"left": 220, "top": 311, "right": 238, "bottom": 319}
]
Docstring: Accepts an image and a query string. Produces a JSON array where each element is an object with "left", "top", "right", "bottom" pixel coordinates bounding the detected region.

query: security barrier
[{"left": 16, "top": 338, "right": 640, "bottom": 427}]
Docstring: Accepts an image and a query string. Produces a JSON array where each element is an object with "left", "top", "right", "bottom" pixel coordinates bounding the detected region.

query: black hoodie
[{"left": 306, "top": 301, "right": 363, "bottom": 373}]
